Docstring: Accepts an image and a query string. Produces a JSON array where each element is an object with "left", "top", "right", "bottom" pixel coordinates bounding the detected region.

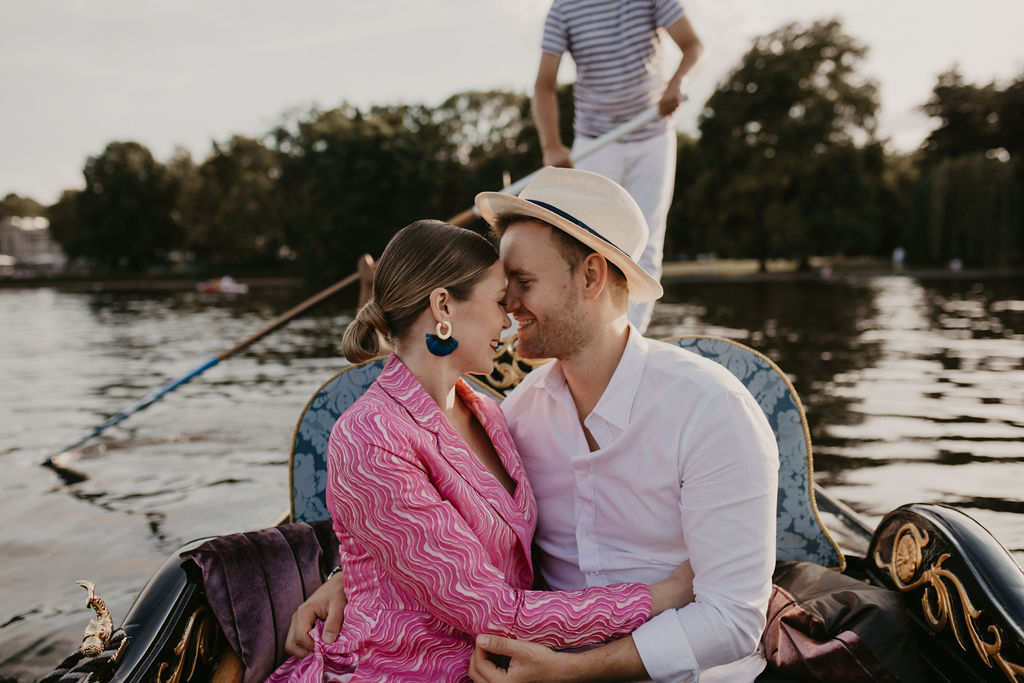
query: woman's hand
[
  {"left": 284, "top": 571, "right": 348, "bottom": 657},
  {"left": 648, "top": 561, "right": 695, "bottom": 617}
]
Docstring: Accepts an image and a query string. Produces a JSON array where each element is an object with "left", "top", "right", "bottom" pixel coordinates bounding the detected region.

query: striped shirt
[{"left": 542, "top": 0, "right": 686, "bottom": 141}]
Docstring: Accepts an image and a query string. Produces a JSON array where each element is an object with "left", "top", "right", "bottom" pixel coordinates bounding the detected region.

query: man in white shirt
[
  {"left": 286, "top": 167, "right": 778, "bottom": 682},
  {"left": 467, "top": 168, "right": 777, "bottom": 682}
]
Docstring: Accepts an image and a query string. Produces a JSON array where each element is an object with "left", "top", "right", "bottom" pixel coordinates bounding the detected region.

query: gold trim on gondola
[
  {"left": 875, "top": 522, "right": 1024, "bottom": 682},
  {"left": 76, "top": 580, "right": 113, "bottom": 657},
  {"left": 478, "top": 334, "right": 550, "bottom": 393},
  {"left": 156, "top": 604, "right": 222, "bottom": 683}
]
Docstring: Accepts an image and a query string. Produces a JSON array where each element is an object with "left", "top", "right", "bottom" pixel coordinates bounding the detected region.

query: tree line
[{"left": 7, "top": 19, "right": 1021, "bottom": 282}]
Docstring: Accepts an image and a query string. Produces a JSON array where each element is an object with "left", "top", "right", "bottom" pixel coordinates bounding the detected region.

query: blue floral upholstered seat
[
  {"left": 290, "top": 336, "right": 844, "bottom": 570},
  {"left": 664, "top": 336, "right": 843, "bottom": 570}
]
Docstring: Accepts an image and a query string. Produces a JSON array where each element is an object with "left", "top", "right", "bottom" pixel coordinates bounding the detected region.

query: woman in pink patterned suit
[{"left": 266, "top": 220, "right": 689, "bottom": 682}]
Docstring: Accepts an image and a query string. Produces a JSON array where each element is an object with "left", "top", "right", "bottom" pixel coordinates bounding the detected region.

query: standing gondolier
[{"left": 532, "top": 0, "right": 704, "bottom": 332}]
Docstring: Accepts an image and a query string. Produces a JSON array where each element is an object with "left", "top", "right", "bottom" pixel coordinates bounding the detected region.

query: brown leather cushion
[{"left": 762, "top": 561, "right": 924, "bottom": 682}]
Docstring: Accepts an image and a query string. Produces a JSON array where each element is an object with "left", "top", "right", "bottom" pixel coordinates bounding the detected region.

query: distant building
[{"left": 0, "top": 216, "right": 67, "bottom": 275}]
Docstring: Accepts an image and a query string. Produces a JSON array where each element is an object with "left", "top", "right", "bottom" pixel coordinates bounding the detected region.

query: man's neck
[{"left": 558, "top": 317, "right": 631, "bottom": 422}]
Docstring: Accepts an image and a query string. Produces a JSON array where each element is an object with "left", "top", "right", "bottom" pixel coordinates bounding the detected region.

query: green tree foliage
[
  {"left": 909, "top": 69, "right": 1024, "bottom": 267},
  {"left": 1, "top": 193, "right": 46, "bottom": 219},
  {"left": 44, "top": 91, "right": 539, "bottom": 278},
  {"left": 998, "top": 76, "right": 1024, "bottom": 172},
  {"left": 264, "top": 92, "right": 538, "bottom": 283},
  {"left": 180, "top": 136, "right": 284, "bottom": 267},
  {"left": 433, "top": 90, "right": 530, "bottom": 168},
  {"left": 271, "top": 104, "right": 456, "bottom": 284},
  {"left": 37, "top": 41, "right": 1024, "bottom": 277},
  {"left": 920, "top": 69, "right": 1002, "bottom": 162},
  {"left": 426, "top": 90, "right": 537, "bottom": 221},
  {"left": 49, "top": 141, "right": 183, "bottom": 271},
  {"left": 675, "top": 19, "right": 880, "bottom": 268},
  {"left": 47, "top": 190, "right": 82, "bottom": 260},
  {"left": 907, "top": 155, "right": 1021, "bottom": 267}
]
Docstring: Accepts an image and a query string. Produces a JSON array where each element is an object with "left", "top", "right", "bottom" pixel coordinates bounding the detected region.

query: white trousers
[{"left": 573, "top": 128, "right": 676, "bottom": 333}]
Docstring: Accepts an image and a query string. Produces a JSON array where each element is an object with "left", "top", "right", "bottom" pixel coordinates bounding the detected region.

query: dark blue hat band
[{"left": 527, "top": 199, "right": 629, "bottom": 257}]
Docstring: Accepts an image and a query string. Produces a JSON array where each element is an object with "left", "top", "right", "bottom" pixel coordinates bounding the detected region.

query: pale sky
[{"left": 3, "top": 0, "right": 1023, "bottom": 205}]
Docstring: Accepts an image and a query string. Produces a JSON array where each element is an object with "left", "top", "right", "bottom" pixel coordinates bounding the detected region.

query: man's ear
[
  {"left": 427, "top": 287, "right": 451, "bottom": 322},
  {"left": 579, "top": 253, "right": 609, "bottom": 301}
]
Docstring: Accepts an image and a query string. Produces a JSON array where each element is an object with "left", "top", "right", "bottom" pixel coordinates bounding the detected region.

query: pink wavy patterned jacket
[{"left": 266, "top": 355, "right": 651, "bottom": 682}]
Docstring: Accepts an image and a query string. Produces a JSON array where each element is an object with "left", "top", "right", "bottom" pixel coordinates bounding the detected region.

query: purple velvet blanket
[
  {"left": 762, "top": 561, "right": 924, "bottom": 682},
  {"left": 180, "top": 521, "right": 340, "bottom": 683}
]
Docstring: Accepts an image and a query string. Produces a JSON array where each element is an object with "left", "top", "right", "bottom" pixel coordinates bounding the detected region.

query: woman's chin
[{"left": 464, "top": 354, "right": 494, "bottom": 377}]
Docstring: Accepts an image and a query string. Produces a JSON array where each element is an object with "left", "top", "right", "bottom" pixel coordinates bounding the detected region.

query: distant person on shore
[
  {"left": 532, "top": 0, "right": 704, "bottom": 332},
  {"left": 892, "top": 246, "right": 906, "bottom": 272}
]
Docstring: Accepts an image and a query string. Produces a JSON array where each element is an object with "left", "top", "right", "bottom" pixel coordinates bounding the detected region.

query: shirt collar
[
  {"left": 531, "top": 357, "right": 577, "bottom": 414},
  {"left": 524, "top": 325, "right": 649, "bottom": 432},
  {"left": 589, "top": 324, "right": 649, "bottom": 431}
]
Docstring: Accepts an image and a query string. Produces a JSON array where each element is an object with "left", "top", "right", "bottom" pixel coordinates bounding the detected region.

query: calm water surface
[{"left": 1, "top": 275, "right": 1022, "bottom": 680}]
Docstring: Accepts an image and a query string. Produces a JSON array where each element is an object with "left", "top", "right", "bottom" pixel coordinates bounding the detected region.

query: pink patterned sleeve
[{"left": 330, "top": 439, "right": 651, "bottom": 649}]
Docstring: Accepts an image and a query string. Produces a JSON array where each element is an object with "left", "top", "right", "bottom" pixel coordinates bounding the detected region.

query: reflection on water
[
  {"left": 651, "top": 275, "right": 1024, "bottom": 557},
  {"left": 1, "top": 276, "right": 1022, "bottom": 680}
]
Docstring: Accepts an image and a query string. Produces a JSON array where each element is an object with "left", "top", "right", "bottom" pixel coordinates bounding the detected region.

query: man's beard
[{"left": 516, "top": 297, "right": 588, "bottom": 360}]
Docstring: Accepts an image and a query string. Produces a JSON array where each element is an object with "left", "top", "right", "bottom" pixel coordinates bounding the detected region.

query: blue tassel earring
[{"left": 425, "top": 320, "right": 458, "bottom": 356}]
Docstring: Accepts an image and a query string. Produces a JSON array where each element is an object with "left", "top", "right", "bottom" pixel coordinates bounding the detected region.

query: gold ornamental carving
[
  {"left": 875, "top": 521, "right": 1024, "bottom": 682},
  {"left": 76, "top": 580, "right": 114, "bottom": 657},
  {"left": 155, "top": 604, "right": 222, "bottom": 683},
  {"left": 484, "top": 335, "right": 549, "bottom": 393}
]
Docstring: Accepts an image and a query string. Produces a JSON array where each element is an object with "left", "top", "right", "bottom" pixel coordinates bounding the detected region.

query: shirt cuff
[{"left": 631, "top": 610, "right": 698, "bottom": 683}]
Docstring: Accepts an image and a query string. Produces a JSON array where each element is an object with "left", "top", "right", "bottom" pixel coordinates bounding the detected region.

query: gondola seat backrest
[
  {"left": 291, "top": 336, "right": 844, "bottom": 569},
  {"left": 290, "top": 359, "right": 386, "bottom": 525},
  {"left": 663, "top": 336, "right": 844, "bottom": 569}
]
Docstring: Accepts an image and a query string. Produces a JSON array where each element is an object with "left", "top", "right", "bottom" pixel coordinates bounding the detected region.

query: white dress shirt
[{"left": 502, "top": 327, "right": 779, "bottom": 682}]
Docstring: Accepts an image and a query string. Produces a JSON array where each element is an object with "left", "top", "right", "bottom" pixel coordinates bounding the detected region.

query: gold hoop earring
[{"left": 426, "top": 320, "right": 457, "bottom": 356}]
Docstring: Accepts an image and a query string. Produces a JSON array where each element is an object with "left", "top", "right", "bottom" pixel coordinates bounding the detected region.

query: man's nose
[{"left": 503, "top": 291, "right": 521, "bottom": 314}]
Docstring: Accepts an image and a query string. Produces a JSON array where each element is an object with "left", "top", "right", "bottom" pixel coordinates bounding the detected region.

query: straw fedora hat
[{"left": 475, "top": 167, "right": 663, "bottom": 301}]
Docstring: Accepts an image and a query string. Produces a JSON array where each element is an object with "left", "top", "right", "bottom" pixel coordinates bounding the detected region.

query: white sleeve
[{"left": 632, "top": 389, "right": 778, "bottom": 682}]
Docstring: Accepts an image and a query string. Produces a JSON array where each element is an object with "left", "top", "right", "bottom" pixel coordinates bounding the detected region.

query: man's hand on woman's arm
[
  {"left": 649, "top": 561, "right": 694, "bottom": 617},
  {"left": 469, "top": 634, "right": 647, "bottom": 683},
  {"left": 469, "top": 561, "right": 694, "bottom": 682},
  {"left": 284, "top": 571, "right": 348, "bottom": 657}
]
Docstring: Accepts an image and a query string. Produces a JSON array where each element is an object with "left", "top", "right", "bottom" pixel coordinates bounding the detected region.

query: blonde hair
[{"left": 340, "top": 220, "right": 498, "bottom": 362}]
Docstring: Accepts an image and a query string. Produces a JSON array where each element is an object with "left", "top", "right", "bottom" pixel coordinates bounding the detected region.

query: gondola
[{"left": 43, "top": 333, "right": 1024, "bottom": 683}]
